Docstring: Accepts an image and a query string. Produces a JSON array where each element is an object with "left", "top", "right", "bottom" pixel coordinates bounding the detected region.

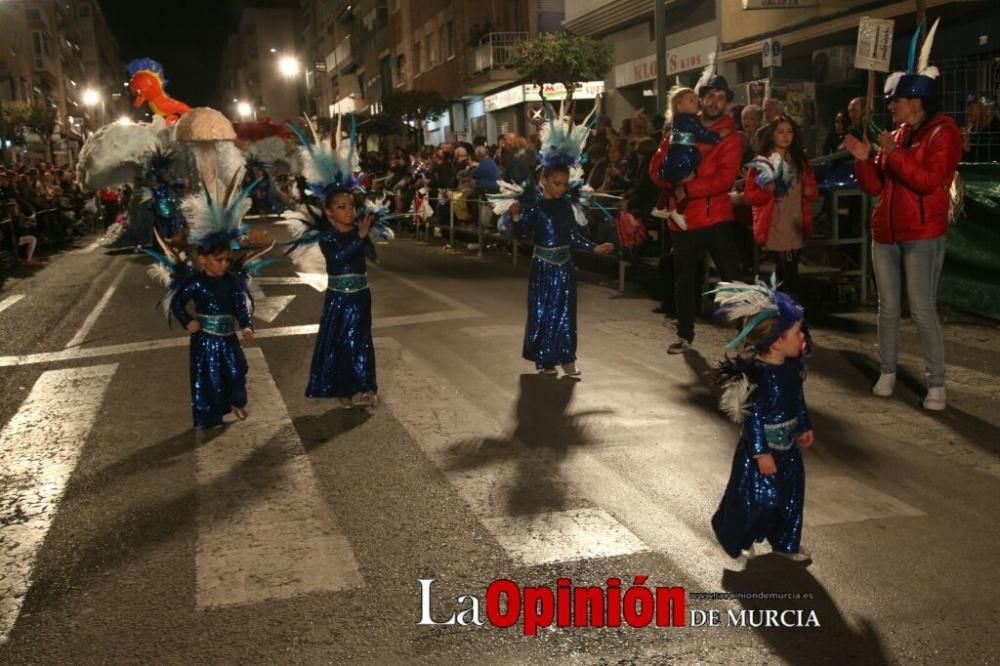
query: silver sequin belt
[
  {"left": 532, "top": 245, "right": 571, "bottom": 266},
  {"left": 195, "top": 313, "right": 237, "bottom": 336},
  {"left": 764, "top": 417, "right": 799, "bottom": 451},
  {"left": 327, "top": 273, "right": 369, "bottom": 293}
]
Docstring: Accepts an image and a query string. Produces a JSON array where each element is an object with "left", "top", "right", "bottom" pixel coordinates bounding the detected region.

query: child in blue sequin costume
[
  {"left": 510, "top": 166, "right": 614, "bottom": 376},
  {"left": 284, "top": 114, "right": 380, "bottom": 408},
  {"left": 654, "top": 87, "right": 724, "bottom": 230},
  {"left": 658, "top": 87, "right": 722, "bottom": 185},
  {"left": 709, "top": 279, "right": 815, "bottom": 562},
  {"left": 170, "top": 243, "right": 255, "bottom": 428},
  {"left": 305, "top": 189, "right": 377, "bottom": 406}
]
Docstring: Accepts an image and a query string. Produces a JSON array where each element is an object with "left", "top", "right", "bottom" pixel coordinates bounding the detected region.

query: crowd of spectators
[{"left": 0, "top": 163, "right": 96, "bottom": 273}]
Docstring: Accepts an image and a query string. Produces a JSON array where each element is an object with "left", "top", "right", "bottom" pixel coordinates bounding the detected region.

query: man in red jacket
[
  {"left": 845, "top": 60, "right": 961, "bottom": 411},
  {"left": 650, "top": 75, "right": 744, "bottom": 353}
]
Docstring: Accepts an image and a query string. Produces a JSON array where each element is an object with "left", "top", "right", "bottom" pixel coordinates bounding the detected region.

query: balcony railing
[{"left": 470, "top": 32, "right": 527, "bottom": 76}]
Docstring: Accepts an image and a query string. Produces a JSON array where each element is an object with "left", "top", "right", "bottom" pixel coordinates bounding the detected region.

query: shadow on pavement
[
  {"left": 444, "top": 373, "right": 609, "bottom": 516},
  {"left": 293, "top": 407, "right": 372, "bottom": 451},
  {"left": 721, "top": 555, "right": 890, "bottom": 665}
]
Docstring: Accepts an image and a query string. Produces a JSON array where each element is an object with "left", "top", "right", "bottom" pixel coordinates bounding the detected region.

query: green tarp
[{"left": 940, "top": 164, "right": 1000, "bottom": 320}]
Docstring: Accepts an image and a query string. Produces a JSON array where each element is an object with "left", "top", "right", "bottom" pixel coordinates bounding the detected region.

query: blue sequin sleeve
[
  {"left": 513, "top": 206, "right": 534, "bottom": 241},
  {"left": 747, "top": 383, "right": 769, "bottom": 457},
  {"left": 796, "top": 361, "right": 812, "bottom": 433},
  {"left": 230, "top": 275, "right": 253, "bottom": 331},
  {"left": 170, "top": 277, "right": 196, "bottom": 328},
  {"left": 569, "top": 221, "right": 597, "bottom": 252},
  {"left": 320, "top": 231, "right": 367, "bottom": 265}
]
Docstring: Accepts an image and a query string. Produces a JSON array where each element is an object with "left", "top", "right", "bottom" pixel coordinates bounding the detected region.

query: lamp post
[
  {"left": 82, "top": 87, "right": 101, "bottom": 134},
  {"left": 236, "top": 100, "right": 254, "bottom": 121},
  {"left": 277, "top": 54, "right": 305, "bottom": 119}
]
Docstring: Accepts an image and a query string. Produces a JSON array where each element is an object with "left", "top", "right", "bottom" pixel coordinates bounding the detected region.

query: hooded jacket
[{"left": 853, "top": 113, "right": 962, "bottom": 243}]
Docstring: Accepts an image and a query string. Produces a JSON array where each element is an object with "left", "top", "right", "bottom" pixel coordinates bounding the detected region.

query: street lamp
[
  {"left": 237, "top": 101, "right": 253, "bottom": 119},
  {"left": 82, "top": 88, "right": 101, "bottom": 107},
  {"left": 278, "top": 56, "right": 301, "bottom": 78}
]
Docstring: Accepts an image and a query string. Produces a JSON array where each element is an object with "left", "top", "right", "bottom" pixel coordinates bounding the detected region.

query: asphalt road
[{"left": 0, "top": 226, "right": 997, "bottom": 665}]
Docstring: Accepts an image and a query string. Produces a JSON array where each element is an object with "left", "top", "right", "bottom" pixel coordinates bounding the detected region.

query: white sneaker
[
  {"left": 773, "top": 547, "right": 811, "bottom": 562},
  {"left": 739, "top": 545, "right": 756, "bottom": 560},
  {"left": 871, "top": 372, "right": 896, "bottom": 397},
  {"left": 923, "top": 386, "right": 946, "bottom": 411},
  {"left": 539, "top": 367, "right": 558, "bottom": 376},
  {"left": 561, "top": 362, "right": 581, "bottom": 377}
]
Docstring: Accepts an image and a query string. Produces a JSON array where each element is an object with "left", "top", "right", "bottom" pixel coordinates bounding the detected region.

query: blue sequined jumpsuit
[
  {"left": 712, "top": 358, "right": 812, "bottom": 557},
  {"left": 514, "top": 198, "right": 597, "bottom": 370},
  {"left": 170, "top": 273, "right": 252, "bottom": 428},
  {"left": 306, "top": 227, "right": 377, "bottom": 398},
  {"left": 658, "top": 112, "right": 721, "bottom": 185}
]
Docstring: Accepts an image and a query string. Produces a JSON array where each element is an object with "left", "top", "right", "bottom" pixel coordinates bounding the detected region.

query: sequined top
[
  {"left": 320, "top": 227, "right": 368, "bottom": 276},
  {"left": 743, "top": 358, "right": 811, "bottom": 456},
  {"left": 170, "top": 273, "right": 253, "bottom": 333},
  {"left": 514, "top": 198, "right": 596, "bottom": 251}
]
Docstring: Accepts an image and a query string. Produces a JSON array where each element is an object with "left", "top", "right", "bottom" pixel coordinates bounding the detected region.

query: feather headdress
[
  {"left": 287, "top": 114, "right": 360, "bottom": 199},
  {"left": 708, "top": 274, "right": 804, "bottom": 350},
  {"left": 537, "top": 94, "right": 601, "bottom": 170},
  {"left": 182, "top": 165, "right": 259, "bottom": 251},
  {"left": 884, "top": 18, "right": 941, "bottom": 99}
]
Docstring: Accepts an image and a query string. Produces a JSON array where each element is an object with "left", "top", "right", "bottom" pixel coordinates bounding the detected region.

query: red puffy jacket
[
  {"left": 648, "top": 113, "right": 743, "bottom": 231},
  {"left": 853, "top": 114, "right": 962, "bottom": 243},
  {"left": 744, "top": 159, "right": 818, "bottom": 246}
]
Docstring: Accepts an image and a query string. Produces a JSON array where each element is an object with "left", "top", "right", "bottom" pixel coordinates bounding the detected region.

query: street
[{"left": 0, "top": 226, "right": 997, "bottom": 665}]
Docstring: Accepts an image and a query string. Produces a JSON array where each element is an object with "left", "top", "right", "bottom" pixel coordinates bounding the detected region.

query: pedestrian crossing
[
  {"left": 0, "top": 364, "right": 119, "bottom": 644},
  {"left": 0, "top": 333, "right": 953, "bottom": 644}
]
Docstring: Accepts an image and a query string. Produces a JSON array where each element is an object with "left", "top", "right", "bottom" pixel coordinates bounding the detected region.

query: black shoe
[{"left": 667, "top": 338, "right": 692, "bottom": 354}]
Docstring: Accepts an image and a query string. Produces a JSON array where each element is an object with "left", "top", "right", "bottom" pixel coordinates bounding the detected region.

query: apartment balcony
[{"left": 467, "top": 32, "right": 527, "bottom": 94}]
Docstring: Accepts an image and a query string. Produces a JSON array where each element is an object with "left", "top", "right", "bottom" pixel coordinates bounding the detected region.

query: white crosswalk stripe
[
  {"left": 195, "top": 348, "right": 363, "bottom": 609},
  {"left": 0, "top": 364, "right": 119, "bottom": 644},
  {"left": 0, "top": 294, "right": 25, "bottom": 315},
  {"left": 380, "top": 341, "right": 652, "bottom": 568}
]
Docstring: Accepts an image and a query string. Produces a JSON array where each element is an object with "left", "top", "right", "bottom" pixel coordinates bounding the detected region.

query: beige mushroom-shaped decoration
[{"left": 175, "top": 107, "right": 237, "bottom": 202}]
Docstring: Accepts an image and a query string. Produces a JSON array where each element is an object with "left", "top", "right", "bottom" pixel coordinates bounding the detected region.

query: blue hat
[
  {"left": 885, "top": 73, "right": 936, "bottom": 100},
  {"left": 698, "top": 75, "right": 734, "bottom": 102},
  {"left": 884, "top": 18, "right": 941, "bottom": 100}
]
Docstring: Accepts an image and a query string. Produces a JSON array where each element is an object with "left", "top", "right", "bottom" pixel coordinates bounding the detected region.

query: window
[
  {"left": 429, "top": 31, "right": 438, "bottom": 67},
  {"left": 394, "top": 54, "right": 406, "bottom": 87},
  {"left": 424, "top": 34, "right": 433, "bottom": 68},
  {"left": 413, "top": 42, "right": 422, "bottom": 75},
  {"left": 439, "top": 28, "right": 448, "bottom": 63},
  {"left": 446, "top": 21, "right": 454, "bottom": 58},
  {"left": 78, "top": 4, "right": 90, "bottom": 18},
  {"left": 32, "top": 32, "right": 45, "bottom": 70}
]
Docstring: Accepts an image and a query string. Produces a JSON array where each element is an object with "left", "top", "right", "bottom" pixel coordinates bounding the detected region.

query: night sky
[{"left": 98, "top": 0, "right": 299, "bottom": 109}]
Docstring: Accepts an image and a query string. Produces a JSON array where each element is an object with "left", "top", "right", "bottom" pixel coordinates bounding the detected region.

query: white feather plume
[
  {"left": 720, "top": 374, "right": 755, "bottom": 424},
  {"left": 883, "top": 71, "right": 904, "bottom": 96},
  {"left": 917, "top": 18, "right": 940, "bottom": 76},
  {"left": 694, "top": 52, "right": 716, "bottom": 97},
  {"left": 712, "top": 280, "right": 775, "bottom": 321},
  {"left": 572, "top": 203, "right": 588, "bottom": 227},
  {"left": 147, "top": 263, "right": 173, "bottom": 288},
  {"left": 488, "top": 179, "right": 525, "bottom": 217}
]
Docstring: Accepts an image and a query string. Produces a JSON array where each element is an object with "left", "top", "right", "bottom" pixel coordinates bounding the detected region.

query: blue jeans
[{"left": 871, "top": 237, "right": 946, "bottom": 387}]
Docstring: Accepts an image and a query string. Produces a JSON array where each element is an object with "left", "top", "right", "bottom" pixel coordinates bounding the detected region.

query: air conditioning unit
[{"left": 812, "top": 46, "right": 858, "bottom": 85}]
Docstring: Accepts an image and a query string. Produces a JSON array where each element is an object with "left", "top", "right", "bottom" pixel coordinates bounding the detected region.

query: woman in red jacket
[
  {"left": 743, "top": 116, "right": 818, "bottom": 296},
  {"left": 846, "top": 48, "right": 962, "bottom": 411}
]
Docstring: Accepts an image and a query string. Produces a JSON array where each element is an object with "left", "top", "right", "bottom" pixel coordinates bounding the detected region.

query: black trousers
[{"left": 671, "top": 221, "right": 742, "bottom": 341}]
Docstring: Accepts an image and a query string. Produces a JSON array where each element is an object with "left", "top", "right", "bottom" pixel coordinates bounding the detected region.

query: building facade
[
  {"left": 0, "top": 0, "right": 125, "bottom": 166},
  {"left": 219, "top": 7, "right": 301, "bottom": 123}
]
